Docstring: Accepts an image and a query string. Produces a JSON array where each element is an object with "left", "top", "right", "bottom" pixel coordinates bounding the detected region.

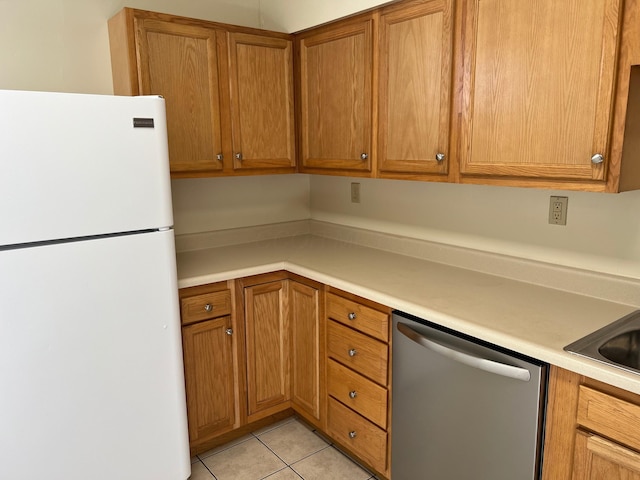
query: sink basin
[
  {"left": 599, "top": 329, "right": 640, "bottom": 370},
  {"left": 565, "top": 310, "right": 640, "bottom": 375}
]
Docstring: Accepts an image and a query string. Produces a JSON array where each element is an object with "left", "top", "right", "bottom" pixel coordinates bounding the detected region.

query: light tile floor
[{"left": 189, "top": 416, "right": 379, "bottom": 480}]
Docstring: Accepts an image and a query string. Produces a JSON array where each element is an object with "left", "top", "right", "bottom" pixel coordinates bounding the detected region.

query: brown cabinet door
[
  {"left": 244, "top": 280, "right": 290, "bottom": 420},
  {"left": 459, "top": 0, "right": 622, "bottom": 182},
  {"left": 573, "top": 430, "right": 640, "bottom": 479},
  {"left": 182, "top": 316, "right": 237, "bottom": 444},
  {"left": 298, "top": 16, "right": 374, "bottom": 172},
  {"left": 290, "top": 280, "right": 321, "bottom": 423},
  {"left": 378, "top": 0, "right": 453, "bottom": 177},
  {"left": 228, "top": 33, "right": 296, "bottom": 170},
  {"left": 135, "top": 18, "right": 225, "bottom": 174}
]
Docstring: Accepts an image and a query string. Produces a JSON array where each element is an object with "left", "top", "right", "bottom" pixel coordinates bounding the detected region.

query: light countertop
[{"left": 177, "top": 234, "right": 640, "bottom": 395}]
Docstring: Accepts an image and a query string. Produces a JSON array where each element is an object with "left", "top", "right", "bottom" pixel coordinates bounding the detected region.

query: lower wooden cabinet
[
  {"left": 543, "top": 366, "right": 640, "bottom": 480},
  {"left": 179, "top": 274, "right": 393, "bottom": 478},
  {"left": 240, "top": 272, "right": 324, "bottom": 426},
  {"left": 290, "top": 280, "right": 323, "bottom": 426},
  {"left": 327, "top": 397, "right": 388, "bottom": 472},
  {"left": 325, "top": 288, "right": 392, "bottom": 478},
  {"left": 573, "top": 430, "right": 640, "bottom": 479},
  {"left": 179, "top": 282, "right": 239, "bottom": 452},
  {"left": 243, "top": 278, "right": 291, "bottom": 420}
]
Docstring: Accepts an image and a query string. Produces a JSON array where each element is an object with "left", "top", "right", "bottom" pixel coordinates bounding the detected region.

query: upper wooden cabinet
[
  {"left": 108, "top": 8, "right": 295, "bottom": 178},
  {"left": 456, "top": 0, "right": 640, "bottom": 191},
  {"left": 228, "top": 33, "right": 296, "bottom": 171},
  {"left": 297, "top": 15, "right": 375, "bottom": 175},
  {"left": 135, "top": 19, "right": 224, "bottom": 175},
  {"left": 378, "top": 0, "right": 453, "bottom": 180}
]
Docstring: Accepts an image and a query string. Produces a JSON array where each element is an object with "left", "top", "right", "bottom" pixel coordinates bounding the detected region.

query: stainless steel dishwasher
[{"left": 392, "top": 311, "right": 547, "bottom": 479}]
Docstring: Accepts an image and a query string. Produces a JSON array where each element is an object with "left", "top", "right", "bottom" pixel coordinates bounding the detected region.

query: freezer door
[
  {"left": 0, "top": 90, "right": 173, "bottom": 246},
  {"left": 0, "top": 230, "right": 190, "bottom": 480}
]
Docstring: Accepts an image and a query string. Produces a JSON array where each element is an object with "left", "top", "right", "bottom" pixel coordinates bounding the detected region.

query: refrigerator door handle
[{"left": 396, "top": 322, "right": 531, "bottom": 382}]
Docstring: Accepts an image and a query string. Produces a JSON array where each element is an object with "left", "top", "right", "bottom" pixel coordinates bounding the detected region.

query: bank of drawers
[{"left": 325, "top": 291, "right": 391, "bottom": 476}]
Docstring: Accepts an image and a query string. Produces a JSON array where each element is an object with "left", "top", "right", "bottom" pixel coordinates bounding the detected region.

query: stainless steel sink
[{"left": 565, "top": 310, "right": 640, "bottom": 375}]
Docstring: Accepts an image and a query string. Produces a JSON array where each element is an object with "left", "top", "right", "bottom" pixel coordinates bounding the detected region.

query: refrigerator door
[
  {"left": 0, "top": 90, "right": 173, "bottom": 247},
  {"left": 0, "top": 230, "right": 189, "bottom": 480}
]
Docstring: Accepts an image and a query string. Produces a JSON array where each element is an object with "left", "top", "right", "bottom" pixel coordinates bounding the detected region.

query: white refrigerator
[{"left": 0, "top": 90, "right": 190, "bottom": 479}]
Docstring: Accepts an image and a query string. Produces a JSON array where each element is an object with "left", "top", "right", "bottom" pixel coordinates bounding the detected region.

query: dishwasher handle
[{"left": 396, "top": 322, "right": 531, "bottom": 382}]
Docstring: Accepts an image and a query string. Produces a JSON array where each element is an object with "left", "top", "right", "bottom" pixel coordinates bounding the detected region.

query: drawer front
[
  {"left": 578, "top": 385, "right": 640, "bottom": 451},
  {"left": 181, "top": 290, "right": 232, "bottom": 325},
  {"left": 327, "top": 397, "right": 387, "bottom": 474},
  {"left": 327, "top": 293, "right": 389, "bottom": 342},
  {"left": 327, "top": 320, "right": 388, "bottom": 385},
  {"left": 327, "top": 359, "right": 387, "bottom": 429}
]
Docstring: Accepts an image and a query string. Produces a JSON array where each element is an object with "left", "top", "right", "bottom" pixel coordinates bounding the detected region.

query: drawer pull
[
  {"left": 349, "top": 390, "right": 357, "bottom": 399},
  {"left": 204, "top": 304, "right": 213, "bottom": 312},
  {"left": 348, "top": 348, "right": 357, "bottom": 357},
  {"left": 348, "top": 312, "right": 357, "bottom": 320},
  {"left": 225, "top": 328, "right": 233, "bottom": 336},
  {"left": 349, "top": 431, "right": 357, "bottom": 439}
]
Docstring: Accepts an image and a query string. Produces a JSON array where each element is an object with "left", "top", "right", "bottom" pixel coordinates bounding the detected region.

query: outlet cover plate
[{"left": 549, "top": 196, "right": 568, "bottom": 225}]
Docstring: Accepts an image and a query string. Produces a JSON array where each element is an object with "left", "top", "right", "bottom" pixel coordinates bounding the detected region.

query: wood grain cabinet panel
[
  {"left": 378, "top": 0, "right": 453, "bottom": 179},
  {"left": 181, "top": 290, "right": 232, "bottom": 325},
  {"left": 228, "top": 33, "right": 296, "bottom": 170},
  {"left": 182, "top": 316, "right": 237, "bottom": 444},
  {"left": 135, "top": 18, "right": 224, "bottom": 175},
  {"left": 290, "top": 280, "right": 322, "bottom": 424},
  {"left": 297, "top": 15, "right": 375, "bottom": 174},
  {"left": 573, "top": 430, "right": 640, "bottom": 480},
  {"left": 327, "top": 292, "right": 389, "bottom": 342},
  {"left": 327, "top": 398, "right": 388, "bottom": 474},
  {"left": 458, "top": 0, "right": 623, "bottom": 185},
  {"left": 244, "top": 280, "right": 290, "bottom": 420},
  {"left": 327, "top": 359, "right": 387, "bottom": 429},
  {"left": 327, "top": 320, "right": 388, "bottom": 386}
]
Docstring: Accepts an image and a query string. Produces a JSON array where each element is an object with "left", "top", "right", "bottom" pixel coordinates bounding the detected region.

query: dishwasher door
[{"left": 392, "top": 311, "right": 547, "bottom": 480}]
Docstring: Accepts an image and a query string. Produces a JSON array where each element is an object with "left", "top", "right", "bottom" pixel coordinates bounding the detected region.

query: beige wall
[
  {"left": 310, "top": 176, "right": 640, "bottom": 279},
  {"left": 0, "top": 0, "right": 262, "bottom": 94},
  {"left": 259, "top": 0, "right": 391, "bottom": 32}
]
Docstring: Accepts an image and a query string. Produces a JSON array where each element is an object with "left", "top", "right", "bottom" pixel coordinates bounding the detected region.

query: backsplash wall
[{"left": 310, "top": 175, "right": 640, "bottom": 280}]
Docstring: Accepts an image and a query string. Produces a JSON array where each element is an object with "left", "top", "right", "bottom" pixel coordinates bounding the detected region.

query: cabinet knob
[
  {"left": 204, "top": 304, "right": 213, "bottom": 312},
  {"left": 225, "top": 328, "right": 233, "bottom": 336},
  {"left": 235, "top": 153, "right": 243, "bottom": 161},
  {"left": 360, "top": 153, "right": 368, "bottom": 160},
  {"left": 348, "top": 312, "right": 357, "bottom": 320},
  {"left": 216, "top": 153, "right": 223, "bottom": 161},
  {"left": 348, "top": 348, "right": 357, "bottom": 357},
  {"left": 591, "top": 153, "right": 604, "bottom": 164},
  {"left": 349, "top": 431, "right": 357, "bottom": 439},
  {"left": 435, "top": 152, "right": 445, "bottom": 162},
  {"left": 349, "top": 390, "right": 357, "bottom": 399}
]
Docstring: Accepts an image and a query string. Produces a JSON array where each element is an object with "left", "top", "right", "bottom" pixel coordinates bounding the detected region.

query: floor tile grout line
[
  {"left": 193, "top": 458, "right": 219, "bottom": 480},
  {"left": 197, "top": 434, "right": 254, "bottom": 461},
  {"left": 258, "top": 465, "right": 304, "bottom": 480}
]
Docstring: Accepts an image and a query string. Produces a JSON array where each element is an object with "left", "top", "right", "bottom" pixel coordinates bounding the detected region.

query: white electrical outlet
[
  {"left": 351, "top": 182, "right": 361, "bottom": 203},
  {"left": 548, "top": 196, "right": 568, "bottom": 225}
]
